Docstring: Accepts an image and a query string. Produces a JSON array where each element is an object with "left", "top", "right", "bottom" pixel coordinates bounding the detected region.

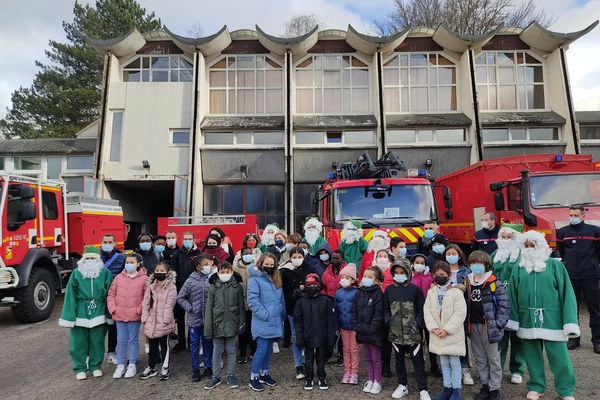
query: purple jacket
[{"left": 177, "top": 271, "right": 211, "bottom": 328}]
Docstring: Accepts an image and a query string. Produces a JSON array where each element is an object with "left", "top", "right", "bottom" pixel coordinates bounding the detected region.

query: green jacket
[
  {"left": 204, "top": 275, "right": 245, "bottom": 338},
  {"left": 339, "top": 237, "right": 368, "bottom": 267},
  {"left": 304, "top": 236, "right": 327, "bottom": 256},
  {"left": 59, "top": 268, "right": 113, "bottom": 328},
  {"left": 491, "top": 249, "right": 521, "bottom": 289},
  {"left": 506, "top": 257, "right": 580, "bottom": 342}
]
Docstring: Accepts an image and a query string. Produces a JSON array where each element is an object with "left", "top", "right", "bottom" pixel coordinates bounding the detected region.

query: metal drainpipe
[
  {"left": 188, "top": 51, "right": 201, "bottom": 215},
  {"left": 560, "top": 47, "right": 580, "bottom": 154},
  {"left": 95, "top": 51, "right": 112, "bottom": 180},
  {"left": 285, "top": 49, "right": 292, "bottom": 231},
  {"left": 376, "top": 48, "right": 386, "bottom": 155},
  {"left": 468, "top": 48, "right": 484, "bottom": 161}
]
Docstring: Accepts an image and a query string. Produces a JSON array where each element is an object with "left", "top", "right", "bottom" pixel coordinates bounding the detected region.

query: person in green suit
[
  {"left": 338, "top": 220, "right": 368, "bottom": 267},
  {"left": 303, "top": 218, "right": 327, "bottom": 256}
]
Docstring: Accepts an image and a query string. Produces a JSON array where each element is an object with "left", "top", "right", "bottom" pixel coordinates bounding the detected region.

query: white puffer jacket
[{"left": 424, "top": 285, "right": 467, "bottom": 356}]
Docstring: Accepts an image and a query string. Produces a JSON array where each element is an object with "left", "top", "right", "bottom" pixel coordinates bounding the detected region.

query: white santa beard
[
  {"left": 78, "top": 259, "right": 103, "bottom": 279},
  {"left": 519, "top": 248, "right": 548, "bottom": 273},
  {"left": 305, "top": 229, "right": 320, "bottom": 245},
  {"left": 342, "top": 230, "right": 361, "bottom": 244},
  {"left": 261, "top": 233, "right": 274, "bottom": 246},
  {"left": 368, "top": 237, "right": 387, "bottom": 251},
  {"left": 494, "top": 238, "right": 520, "bottom": 263}
]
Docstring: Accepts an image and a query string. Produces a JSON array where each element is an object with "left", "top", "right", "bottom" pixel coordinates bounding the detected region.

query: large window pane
[
  {"left": 384, "top": 88, "right": 400, "bottom": 112},
  {"left": 67, "top": 155, "right": 93, "bottom": 170},
  {"left": 352, "top": 88, "right": 369, "bottom": 112},
  {"left": 223, "top": 186, "right": 243, "bottom": 213},
  {"left": 204, "top": 186, "right": 223, "bottom": 213},
  {"left": 296, "top": 131, "right": 324, "bottom": 144},
  {"left": 47, "top": 157, "right": 62, "bottom": 179},
  {"left": 482, "top": 128, "right": 509, "bottom": 142},
  {"left": 266, "top": 185, "right": 284, "bottom": 211},
  {"left": 254, "top": 132, "right": 283, "bottom": 145},
  {"left": 581, "top": 126, "right": 600, "bottom": 140},
  {"left": 529, "top": 127, "right": 557, "bottom": 141},
  {"left": 436, "top": 129, "right": 464, "bottom": 142},
  {"left": 266, "top": 89, "right": 283, "bottom": 113},
  {"left": 387, "top": 130, "right": 416, "bottom": 143},
  {"left": 297, "top": 89, "right": 313, "bottom": 113},
  {"left": 246, "top": 186, "right": 265, "bottom": 213},
  {"left": 345, "top": 131, "right": 374, "bottom": 144},
  {"left": 172, "top": 131, "right": 190, "bottom": 145},
  {"left": 323, "top": 89, "right": 342, "bottom": 113},
  {"left": 499, "top": 86, "right": 517, "bottom": 109},
  {"left": 205, "top": 132, "right": 234, "bottom": 145},
  {"left": 109, "top": 111, "right": 123, "bottom": 162},
  {"left": 410, "top": 87, "right": 428, "bottom": 111},
  {"left": 210, "top": 90, "right": 226, "bottom": 113}
]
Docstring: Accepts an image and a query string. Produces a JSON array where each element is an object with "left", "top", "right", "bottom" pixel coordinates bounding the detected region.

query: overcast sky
[{"left": 0, "top": 0, "right": 598, "bottom": 119}]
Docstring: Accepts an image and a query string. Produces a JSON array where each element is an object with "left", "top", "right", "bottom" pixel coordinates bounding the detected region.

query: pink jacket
[
  {"left": 381, "top": 268, "right": 394, "bottom": 292},
  {"left": 142, "top": 272, "right": 177, "bottom": 338},
  {"left": 411, "top": 271, "right": 433, "bottom": 297},
  {"left": 108, "top": 268, "right": 148, "bottom": 322},
  {"left": 321, "top": 264, "right": 344, "bottom": 297}
]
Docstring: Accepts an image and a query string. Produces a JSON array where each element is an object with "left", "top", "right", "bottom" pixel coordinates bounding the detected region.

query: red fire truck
[
  {"left": 434, "top": 153, "right": 600, "bottom": 250},
  {"left": 0, "top": 175, "right": 126, "bottom": 322},
  {"left": 315, "top": 152, "right": 438, "bottom": 250}
]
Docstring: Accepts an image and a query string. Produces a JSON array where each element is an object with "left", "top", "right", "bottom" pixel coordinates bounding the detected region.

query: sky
[{"left": 0, "top": 0, "right": 599, "bottom": 120}]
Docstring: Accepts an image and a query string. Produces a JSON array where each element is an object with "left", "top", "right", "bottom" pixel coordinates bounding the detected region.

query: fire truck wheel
[{"left": 13, "top": 267, "right": 56, "bottom": 323}]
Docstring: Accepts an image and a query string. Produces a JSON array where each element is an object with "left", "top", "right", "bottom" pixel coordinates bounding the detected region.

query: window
[
  {"left": 581, "top": 126, "right": 600, "bottom": 141},
  {"left": 387, "top": 129, "right": 465, "bottom": 144},
  {"left": 475, "top": 51, "right": 545, "bottom": 110},
  {"left": 13, "top": 157, "right": 41, "bottom": 171},
  {"left": 66, "top": 155, "right": 93, "bottom": 170},
  {"left": 507, "top": 184, "right": 522, "bottom": 211},
  {"left": 209, "top": 55, "right": 284, "bottom": 114},
  {"left": 123, "top": 55, "right": 193, "bottom": 82},
  {"left": 294, "top": 130, "right": 375, "bottom": 145},
  {"left": 203, "top": 184, "right": 285, "bottom": 228},
  {"left": 0, "top": 157, "right": 5, "bottom": 170},
  {"left": 171, "top": 130, "right": 190, "bottom": 145},
  {"left": 109, "top": 111, "right": 123, "bottom": 162},
  {"left": 294, "top": 183, "right": 319, "bottom": 231},
  {"left": 46, "top": 157, "right": 62, "bottom": 179},
  {"left": 482, "top": 127, "right": 558, "bottom": 143},
  {"left": 296, "top": 55, "right": 370, "bottom": 114},
  {"left": 383, "top": 53, "right": 457, "bottom": 112},
  {"left": 203, "top": 131, "right": 284, "bottom": 146},
  {"left": 42, "top": 191, "right": 58, "bottom": 220}
]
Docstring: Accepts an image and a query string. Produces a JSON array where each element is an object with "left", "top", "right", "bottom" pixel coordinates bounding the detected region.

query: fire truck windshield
[
  {"left": 334, "top": 184, "right": 436, "bottom": 226},
  {"left": 530, "top": 173, "right": 600, "bottom": 208}
]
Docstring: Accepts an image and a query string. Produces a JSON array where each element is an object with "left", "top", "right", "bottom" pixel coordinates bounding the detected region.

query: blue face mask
[
  {"left": 398, "top": 247, "right": 407, "bottom": 258},
  {"left": 242, "top": 254, "right": 254, "bottom": 264},
  {"left": 154, "top": 244, "right": 165, "bottom": 253},
  {"left": 285, "top": 243, "right": 293, "bottom": 251},
  {"left": 470, "top": 263, "right": 486, "bottom": 275},
  {"left": 319, "top": 253, "right": 330, "bottom": 262},
  {"left": 569, "top": 216, "right": 581, "bottom": 225},
  {"left": 432, "top": 244, "right": 445, "bottom": 255},
  {"left": 183, "top": 239, "right": 194, "bottom": 249},
  {"left": 124, "top": 263, "right": 137, "bottom": 273},
  {"left": 446, "top": 254, "right": 459, "bottom": 264},
  {"left": 394, "top": 274, "right": 408, "bottom": 284},
  {"left": 362, "top": 277, "right": 374, "bottom": 287},
  {"left": 101, "top": 243, "right": 114, "bottom": 253},
  {"left": 275, "top": 239, "right": 285, "bottom": 248},
  {"left": 202, "top": 266, "right": 212, "bottom": 275},
  {"left": 139, "top": 242, "right": 152, "bottom": 251},
  {"left": 423, "top": 229, "right": 435, "bottom": 239}
]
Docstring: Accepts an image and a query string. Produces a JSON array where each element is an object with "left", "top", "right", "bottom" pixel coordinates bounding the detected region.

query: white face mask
[
  {"left": 376, "top": 257, "right": 389, "bottom": 269},
  {"left": 291, "top": 258, "right": 303, "bottom": 267},
  {"left": 166, "top": 238, "right": 177, "bottom": 247},
  {"left": 481, "top": 221, "right": 490, "bottom": 230},
  {"left": 340, "top": 278, "right": 351, "bottom": 288},
  {"left": 218, "top": 273, "right": 232, "bottom": 283},
  {"left": 302, "top": 248, "right": 309, "bottom": 256},
  {"left": 413, "top": 263, "right": 426, "bottom": 273}
]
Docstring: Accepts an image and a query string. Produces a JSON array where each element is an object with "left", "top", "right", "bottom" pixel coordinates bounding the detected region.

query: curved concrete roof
[
  {"left": 519, "top": 21, "right": 599, "bottom": 52},
  {"left": 164, "top": 25, "right": 231, "bottom": 56},
  {"left": 346, "top": 25, "right": 410, "bottom": 54},
  {"left": 255, "top": 25, "right": 319, "bottom": 55}
]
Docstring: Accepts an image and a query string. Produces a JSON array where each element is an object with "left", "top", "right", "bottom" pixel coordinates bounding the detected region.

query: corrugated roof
[
  {"left": 480, "top": 111, "right": 566, "bottom": 126},
  {"left": 0, "top": 138, "right": 96, "bottom": 155},
  {"left": 386, "top": 113, "right": 472, "bottom": 128}
]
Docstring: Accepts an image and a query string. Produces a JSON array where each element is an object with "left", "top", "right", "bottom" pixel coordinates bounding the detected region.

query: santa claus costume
[
  {"left": 506, "top": 230, "right": 579, "bottom": 400},
  {"left": 358, "top": 230, "right": 390, "bottom": 280},
  {"left": 59, "top": 245, "right": 113, "bottom": 380},
  {"left": 258, "top": 224, "right": 279, "bottom": 253},
  {"left": 303, "top": 218, "right": 327, "bottom": 256},
  {"left": 338, "top": 220, "right": 368, "bottom": 269}
]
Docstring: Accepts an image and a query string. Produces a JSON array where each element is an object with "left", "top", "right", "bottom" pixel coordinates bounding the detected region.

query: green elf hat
[
  {"left": 350, "top": 219, "right": 362, "bottom": 229},
  {"left": 501, "top": 223, "right": 523, "bottom": 233},
  {"left": 83, "top": 245, "right": 101, "bottom": 259}
]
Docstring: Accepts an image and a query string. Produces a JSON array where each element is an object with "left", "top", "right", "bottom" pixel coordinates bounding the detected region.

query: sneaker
[
  {"left": 526, "top": 391, "right": 543, "bottom": 400},
  {"left": 112, "top": 364, "right": 125, "bottom": 379},
  {"left": 561, "top": 397, "right": 575, "bottom": 400},
  {"left": 107, "top": 352, "right": 118, "bottom": 365},
  {"left": 489, "top": 390, "right": 501, "bottom": 400},
  {"left": 474, "top": 384, "right": 490, "bottom": 400},
  {"left": 335, "top": 357, "right": 344, "bottom": 367},
  {"left": 304, "top": 379, "right": 314, "bottom": 390},
  {"left": 145, "top": 343, "right": 150, "bottom": 354},
  {"left": 419, "top": 390, "right": 432, "bottom": 400},
  {"left": 227, "top": 374, "right": 239, "bottom": 388},
  {"left": 349, "top": 373, "right": 358, "bottom": 385},
  {"left": 238, "top": 356, "right": 248, "bottom": 364},
  {"left": 462, "top": 369, "right": 475, "bottom": 386},
  {"left": 92, "top": 369, "right": 103, "bottom": 378},
  {"left": 295, "top": 366, "right": 306, "bottom": 380},
  {"left": 363, "top": 380, "right": 374, "bottom": 392},
  {"left": 341, "top": 372, "right": 350, "bottom": 384},
  {"left": 259, "top": 373, "right": 277, "bottom": 387},
  {"left": 319, "top": 378, "right": 329, "bottom": 390},
  {"left": 272, "top": 341, "right": 280, "bottom": 353},
  {"left": 124, "top": 364, "right": 137, "bottom": 378},
  {"left": 192, "top": 369, "right": 201, "bottom": 382},
  {"left": 249, "top": 377, "right": 264, "bottom": 392},
  {"left": 510, "top": 373, "right": 523, "bottom": 384},
  {"left": 567, "top": 337, "right": 580, "bottom": 350},
  {"left": 392, "top": 384, "right": 409, "bottom": 399},
  {"left": 76, "top": 372, "right": 87, "bottom": 380},
  {"left": 159, "top": 368, "right": 170, "bottom": 381},
  {"left": 370, "top": 381, "right": 382, "bottom": 394},
  {"left": 139, "top": 367, "right": 158, "bottom": 380},
  {"left": 203, "top": 368, "right": 213, "bottom": 378},
  {"left": 204, "top": 377, "right": 222, "bottom": 390}
]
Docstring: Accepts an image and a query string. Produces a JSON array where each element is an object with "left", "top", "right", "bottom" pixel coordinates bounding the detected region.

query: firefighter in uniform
[
  {"left": 472, "top": 212, "right": 500, "bottom": 255},
  {"left": 556, "top": 205, "right": 600, "bottom": 353}
]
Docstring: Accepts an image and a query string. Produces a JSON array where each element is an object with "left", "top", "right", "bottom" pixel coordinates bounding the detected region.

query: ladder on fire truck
[{"left": 334, "top": 152, "right": 406, "bottom": 180}]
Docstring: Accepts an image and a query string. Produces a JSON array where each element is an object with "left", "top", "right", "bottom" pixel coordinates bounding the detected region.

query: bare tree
[
  {"left": 187, "top": 22, "right": 203, "bottom": 38},
  {"left": 375, "top": 0, "right": 554, "bottom": 36},
  {"left": 284, "top": 14, "right": 319, "bottom": 38}
]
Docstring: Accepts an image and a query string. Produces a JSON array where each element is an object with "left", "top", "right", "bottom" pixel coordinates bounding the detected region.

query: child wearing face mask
[
  {"left": 353, "top": 267, "right": 385, "bottom": 395},
  {"left": 426, "top": 238, "right": 447, "bottom": 274},
  {"left": 334, "top": 264, "right": 359, "bottom": 384},
  {"left": 424, "top": 261, "right": 467, "bottom": 400},
  {"left": 390, "top": 237, "right": 408, "bottom": 260},
  {"left": 203, "top": 262, "right": 245, "bottom": 390},
  {"left": 140, "top": 262, "right": 177, "bottom": 381},
  {"left": 294, "top": 273, "right": 337, "bottom": 390},
  {"left": 234, "top": 246, "right": 257, "bottom": 363},
  {"left": 136, "top": 233, "right": 160, "bottom": 275},
  {"left": 313, "top": 243, "right": 334, "bottom": 278},
  {"left": 202, "top": 234, "right": 229, "bottom": 264},
  {"left": 108, "top": 253, "right": 148, "bottom": 379},
  {"left": 177, "top": 255, "right": 215, "bottom": 382},
  {"left": 466, "top": 251, "right": 509, "bottom": 400}
]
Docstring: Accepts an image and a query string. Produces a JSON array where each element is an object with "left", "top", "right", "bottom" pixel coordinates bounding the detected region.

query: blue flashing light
[
  {"left": 554, "top": 153, "right": 563, "bottom": 162},
  {"left": 418, "top": 169, "right": 428, "bottom": 177},
  {"left": 327, "top": 172, "right": 336, "bottom": 180}
]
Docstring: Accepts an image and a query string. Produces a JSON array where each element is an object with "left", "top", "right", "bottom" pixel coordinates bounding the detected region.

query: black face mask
[
  {"left": 205, "top": 244, "right": 217, "bottom": 250},
  {"left": 434, "top": 276, "right": 449, "bottom": 286},
  {"left": 263, "top": 267, "right": 275, "bottom": 274},
  {"left": 331, "top": 260, "right": 342, "bottom": 267},
  {"left": 154, "top": 273, "right": 167, "bottom": 281},
  {"left": 306, "top": 286, "right": 320, "bottom": 298}
]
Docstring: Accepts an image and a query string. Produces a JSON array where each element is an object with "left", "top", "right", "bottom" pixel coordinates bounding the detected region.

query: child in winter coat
[
  {"left": 140, "top": 262, "right": 177, "bottom": 381},
  {"left": 353, "top": 266, "right": 385, "bottom": 395},
  {"left": 202, "top": 234, "right": 229, "bottom": 264},
  {"left": 385, "top": 259, "right": 430, "bottom": 400},
  {"left": 233, "top": 246, "right": 256, "bottom": 363},
  {"left": 177, "top": 255, "right": 214, "bottom": 382},
  {"left": 466, "top": 251, "right": 509, "bottom": 400},
  {"left": 204, "top": 262, "right": 245, "bottom": 390},
  {"left": 424, "top": 261, "right": 467, "bottom": 400},
  {"left": 294, "top": 273, "right": 337, "bottom": 390},
  {"left": 107, "top": 253, "right": 148, "bottom": 379},
  {"left": 334, "top": 264, "right": 359, "bottom": 385}
]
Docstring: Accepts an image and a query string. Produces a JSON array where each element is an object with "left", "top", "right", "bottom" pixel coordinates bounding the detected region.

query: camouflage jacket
[{"left": 384, "top": 282, "right": 425, "bottom": 345}]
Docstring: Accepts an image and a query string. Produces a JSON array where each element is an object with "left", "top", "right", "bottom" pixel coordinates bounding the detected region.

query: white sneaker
[
  {"left": 145, "top": 343, "right": 150, "bottom": 354},
  {"left": 419, "top": 390, "right": 432, "bottom": 400},
  {"left": 370, "top": 381, "right": 382, "bottom": 394},
  {"left": 392, "top": 384, "right": 409, "bottom": 399},
  {"left": 107, "top": 352, "right": 118, "bottom": 365},
  {"left": 462, "top": 369, "right": 474, "bottom": 385},
  {"left": 92, "top": 369, "right": 103, "bottom": 378},
  {"left": 76, "top": 372, "right": 87, "bottom": 380},
  {"left": 272, "top": 342, "right": 280, "bottom": 354},
  {"left": 124, "top": 364, "right": 137, "bottom": 378},
  {"left": 363, "top": 380, "right": 373, "bottom": 392},
  {"left": 511, "top": 373, "right": 523, "bottom": 384},
  {"left": 113, "top": 364, "right": 125, "bottom": 379}
]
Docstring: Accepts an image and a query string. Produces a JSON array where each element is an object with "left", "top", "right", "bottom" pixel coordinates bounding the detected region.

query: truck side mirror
[
  {"left": 18, "top": 185, "right": 35, "bottom": 199},
  {"left": 494, "top": 192, "right": 505, "bottom": 211},
  {"left": 490, "top": 182, "right": 503, "bottom": 192},
  {"left": 442, "top": 187, "right": 452, "bottom": 209},
  {"left": 20, "top": 202, "right": 37, "bottom": 221}
]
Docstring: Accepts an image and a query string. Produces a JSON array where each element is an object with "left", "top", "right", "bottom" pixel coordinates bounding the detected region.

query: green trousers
[
  {"left": 69, "top": 325, "right": 107, "bottom": 373},
  {"left": 499, "top": 330, "right": 525, "bottom": 374},
  {"left": 521, "top": 339, "right": 576, "bottom": 397}
]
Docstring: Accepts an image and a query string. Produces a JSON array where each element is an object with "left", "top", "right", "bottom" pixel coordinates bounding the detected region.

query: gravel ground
[{"left": 1, "top": 297, "right": 599, "bottom": 400}]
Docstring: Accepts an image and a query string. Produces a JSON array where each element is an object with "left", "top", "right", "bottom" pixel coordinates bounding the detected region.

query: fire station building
[{"left": 85, "top": 22, "right": 598, "bottom": 233}]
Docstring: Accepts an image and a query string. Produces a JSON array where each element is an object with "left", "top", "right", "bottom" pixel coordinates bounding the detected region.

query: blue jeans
[
  {"left": 116, "top": 321, "right": 141, "bottom": 365},
  {"left": 250, "top": 337, "right": 274, "bottom": 378},
  {"left": 440, "top": 354, "right": 462, "bottom": 389},
  {"left": 288, "top": 315, "right": 305, "bottom": 367},
  {"left": 189, "top": 326, "right": 213, "bottom": 372}
]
